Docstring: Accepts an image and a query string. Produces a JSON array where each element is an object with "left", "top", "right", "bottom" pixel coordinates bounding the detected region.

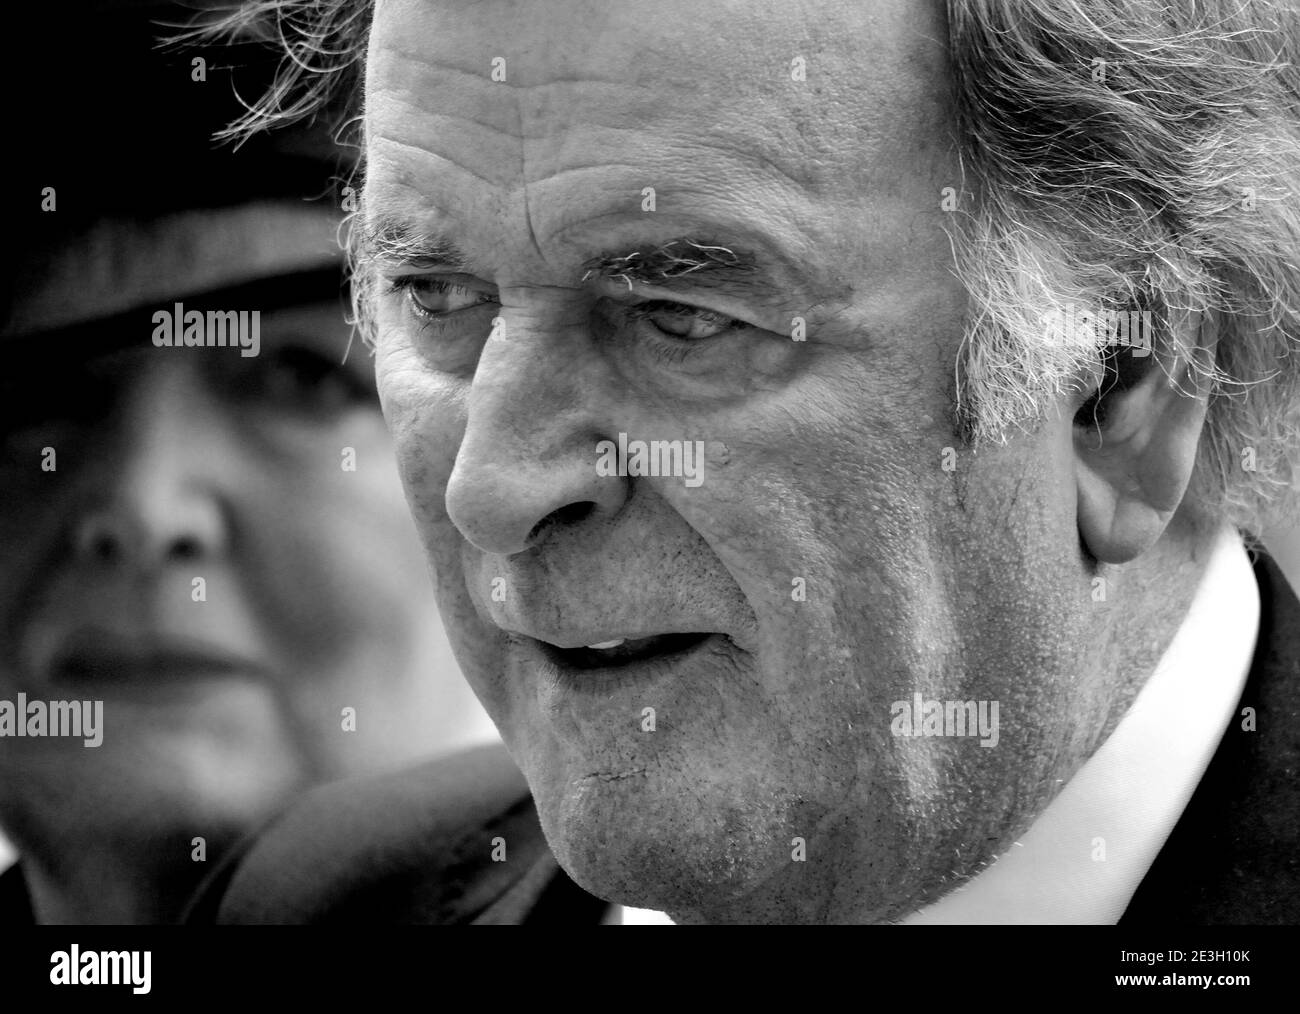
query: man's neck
[{"left": 1096, "top": 516, "right": 1223, "bottom": 745}]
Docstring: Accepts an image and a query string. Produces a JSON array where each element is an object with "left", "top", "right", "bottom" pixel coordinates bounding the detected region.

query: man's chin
[{"left": 531, "top": 765, "right": 804, "bottom": 919}]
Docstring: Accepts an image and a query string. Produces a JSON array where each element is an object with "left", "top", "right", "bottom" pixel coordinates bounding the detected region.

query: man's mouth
[{"left": 538, "top": 631, "right": 715, "bottom": 670}]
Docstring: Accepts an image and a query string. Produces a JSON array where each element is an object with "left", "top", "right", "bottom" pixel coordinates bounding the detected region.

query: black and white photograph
[{"left": 2, "top": 0, "right": 1298, "bottom": 998}]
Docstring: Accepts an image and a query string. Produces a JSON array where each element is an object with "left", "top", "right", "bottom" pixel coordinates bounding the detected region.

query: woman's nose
[{"left": 68, "top": 359, "right": 231, "bottom": 572}]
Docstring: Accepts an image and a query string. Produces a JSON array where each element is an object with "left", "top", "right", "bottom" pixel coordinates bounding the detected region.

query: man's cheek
[
  {"left": 378, "top": 369, "right": 459, "bottom": 487},
  {"left": 376, "top": 334, "right": 468, "bottom": 423}
]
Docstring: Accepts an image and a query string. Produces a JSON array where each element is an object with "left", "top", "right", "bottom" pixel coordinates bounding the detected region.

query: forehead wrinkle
[
  {"left": 374, "top": 44, "right": 812, "bottom": 188},
  {"left": 368, "top": 120, "right": 519, "bottom": 191},
  {"left": 366, "top": 39, "right": 527, "bottom": 137},
  {"left": 376, "top": 41, "right": 634, "bottom": 101},
  {"left": 370, "top": 0, "right": 951, "bottom": 201},
  {"left": 370, "top": 12, "right": 834, "bottom": 189},
  {"left": 368, "top": 42, "right": 656, "bottom": 166}
]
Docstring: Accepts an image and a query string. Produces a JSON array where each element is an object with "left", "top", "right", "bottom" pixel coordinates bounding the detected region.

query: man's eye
[
  {"left": 390, "top": 276, "right": 495, "bottom": 319},
  {"left": 628, "top": 300, "right": 749, "bottom": 340}
]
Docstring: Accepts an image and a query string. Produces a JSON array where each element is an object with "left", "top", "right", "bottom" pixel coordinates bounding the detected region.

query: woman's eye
[
  {"left": 392, "top": 277, "right": 495, "bottom": 318},
  {"left": 629, "top": 301, "right": 749, "bottom": 340},
  {"left": 257, "top": 346, "right": 373, "bottom": 412}
]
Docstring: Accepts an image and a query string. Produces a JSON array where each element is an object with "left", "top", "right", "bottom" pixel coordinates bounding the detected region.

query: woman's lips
[{"left": 47, "top": 629, "right": 265, "bottom": 688}]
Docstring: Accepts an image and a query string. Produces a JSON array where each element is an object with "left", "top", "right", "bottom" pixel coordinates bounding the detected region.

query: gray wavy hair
[{"left": 199, "top": 0, "right": 1300, "bottom": 533}]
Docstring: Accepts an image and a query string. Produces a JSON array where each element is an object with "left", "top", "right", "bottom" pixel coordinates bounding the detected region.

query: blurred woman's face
[{"left": 0, "top": 291, "right": 487, "bottom": 882}]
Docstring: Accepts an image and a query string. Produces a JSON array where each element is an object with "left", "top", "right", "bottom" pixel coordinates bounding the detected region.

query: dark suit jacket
[{"left": 185, "top": 551, "right": 1300, "bottom": 925}]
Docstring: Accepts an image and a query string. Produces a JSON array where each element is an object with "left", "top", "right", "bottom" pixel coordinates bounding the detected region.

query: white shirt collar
[{"left": 612, "top": 525, "right": 1260, "bottom": 925}]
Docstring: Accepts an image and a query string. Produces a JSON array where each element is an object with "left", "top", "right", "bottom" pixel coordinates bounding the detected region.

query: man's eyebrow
[
  {"left": 354, "top": 218, "right": 469, "bottom": 270},
  {"left": 355, "top": 225, "right": 776, "bottom": 299},
  {"left": 580, "top": 238, "right": 760, "bottom": 291}
]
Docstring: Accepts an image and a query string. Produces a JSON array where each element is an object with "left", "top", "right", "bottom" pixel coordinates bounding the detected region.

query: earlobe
[
  {"left": 1075, "top": 440, "right": 1190, "bottom": 564},
  {"left": 1074, "top": 311, "right": 1219, "bottom": 565}
]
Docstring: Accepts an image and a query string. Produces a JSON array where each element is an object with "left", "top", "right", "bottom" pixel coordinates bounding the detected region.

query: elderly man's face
[{"left": 366, "top": 0, "right": 1133, "bottom": 921}]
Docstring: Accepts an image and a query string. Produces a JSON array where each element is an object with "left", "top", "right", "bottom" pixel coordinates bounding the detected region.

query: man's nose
[
  {"left": 69, "top": 361, "right": 229, "bottom": 571},
  {"left": 445, "top": 318, "right": 625, "bottom": 556}
]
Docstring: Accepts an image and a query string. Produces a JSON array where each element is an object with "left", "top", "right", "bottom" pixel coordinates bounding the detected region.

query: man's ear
[{"left": 1074, "top": 309, "right": 1220, "bottom": 564}]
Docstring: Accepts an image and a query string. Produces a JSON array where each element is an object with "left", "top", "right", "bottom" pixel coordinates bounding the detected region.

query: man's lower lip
[
  {"left": 527, "top": 631, "right": 727, "bottom": 690},
  {"left": 542, "top": 631, "right": 714, "bottom": 669}
]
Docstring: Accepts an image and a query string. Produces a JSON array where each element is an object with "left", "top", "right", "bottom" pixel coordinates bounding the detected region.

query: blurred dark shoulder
[{"left": 183, "top": 742, "right": 610, "bottom": 925}]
